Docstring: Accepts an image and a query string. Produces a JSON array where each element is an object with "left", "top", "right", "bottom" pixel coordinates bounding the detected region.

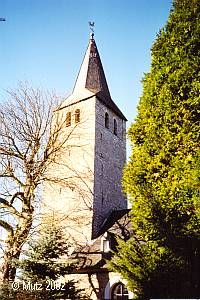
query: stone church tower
[{"left": 43, "top": 33, "right": 127, "bottom": 245}]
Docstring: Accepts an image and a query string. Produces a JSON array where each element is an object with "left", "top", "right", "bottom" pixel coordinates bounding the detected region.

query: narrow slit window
[
  {"left": 75, "top": 109, "right": 80, "bottom": 123},
  {"left": 114, "top": 119, "right": 117, "bottom": 135},
  {"left": 66, "top": 112, "right": 71, "bottom": 127},
  {"left": 105, "top": 112, "right": 109, "bottom": 129}
]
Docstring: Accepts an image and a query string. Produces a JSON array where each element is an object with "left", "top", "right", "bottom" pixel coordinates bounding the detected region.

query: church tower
[{"left": 43, "top": 33, "right": 127, "bottom": 243}]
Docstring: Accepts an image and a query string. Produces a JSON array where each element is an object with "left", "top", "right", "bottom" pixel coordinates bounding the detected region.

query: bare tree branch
[
  {"left": 0, "top": 83, "right": 94, "bottom": 284},
  {"left": 0, "top": 220, "right": 14, "bottom": 235},
  {"left": 0, "top": 197, "right": 22, "bottom": 219},
  {"left": 0, "top": 83, "right": 65, "bottom": 282}
]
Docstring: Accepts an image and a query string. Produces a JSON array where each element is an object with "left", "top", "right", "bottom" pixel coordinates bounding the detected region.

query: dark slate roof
[
  {"left": 71, "top": 211, "right": 132, "bottom": 274},
  {"left": 96, "top": 209, "right": 131, "bottom": 238},
  {"left": 85, "top": 37, "right": 111, "bottom": 98},
  {"left": 60, "top": 35, "right": 127, "bottom": 121}
]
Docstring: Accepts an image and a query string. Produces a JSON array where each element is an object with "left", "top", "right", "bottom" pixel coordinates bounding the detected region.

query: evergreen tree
[
  {"left": 110, "top": 0, "right": 200, "bottom": 299},
  {"left": 16, "top": 223, "right": 84, "bottom": 300}
]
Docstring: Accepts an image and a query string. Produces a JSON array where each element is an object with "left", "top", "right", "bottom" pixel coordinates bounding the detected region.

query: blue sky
[{"left": 0, "top": 0, "right": 172, "bottom": 128}]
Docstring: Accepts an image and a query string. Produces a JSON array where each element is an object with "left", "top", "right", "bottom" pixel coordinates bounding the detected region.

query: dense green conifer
[
  {"left": 110, "top": 0, "right": 200, "bottom": 298},
  {"left": 16, "top": 224, "right": 83, "bottom": 299}
]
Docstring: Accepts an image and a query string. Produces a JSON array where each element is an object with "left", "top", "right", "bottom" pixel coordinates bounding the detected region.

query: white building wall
[{"left": 43, "top": 97, "right": 96, "bottom": 244}]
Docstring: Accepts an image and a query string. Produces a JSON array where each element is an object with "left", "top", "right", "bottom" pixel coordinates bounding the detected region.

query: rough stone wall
[
  {"left": 42, "top": 95, "right": 128, "bottom": 298},
  {"left": 43, "top": 95, "right": 127, "bottom": 242},
  {"left": 92, "top": 97, "right": 127, "bottom": 238}
]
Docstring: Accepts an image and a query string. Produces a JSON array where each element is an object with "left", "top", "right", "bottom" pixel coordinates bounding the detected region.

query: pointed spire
[
  {"left": 59, "top": 32, "right": 127, "bottom": 121},
  {"left": 73, "top": 35, "right": 111, "bottom": 98}
]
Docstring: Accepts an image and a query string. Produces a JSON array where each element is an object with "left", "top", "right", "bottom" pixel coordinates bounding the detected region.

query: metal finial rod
[{"left": 89, "top": 21, "right": 95, "bottom": 38}]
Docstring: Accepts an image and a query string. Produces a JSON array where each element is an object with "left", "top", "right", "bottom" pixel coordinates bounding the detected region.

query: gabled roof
[
  {"left": 96, "top": 208, "right": 131, "bottom": 238},
  {"left": 58, "top": 35, "right": 127, "bottom": 121},
  {"left": 71, "top": 210, "right": 132, "bottom": 274}
]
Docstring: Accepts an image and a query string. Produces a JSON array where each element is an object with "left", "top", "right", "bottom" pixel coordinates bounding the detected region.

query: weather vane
[{"left": 89, "top": 21, "right": 95, "bottom": 38}]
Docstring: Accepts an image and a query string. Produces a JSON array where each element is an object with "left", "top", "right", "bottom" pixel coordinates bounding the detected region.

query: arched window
[
  {"left": 105, "top": 112, "right": 109, "bottom": 129},
  {"left": 66, "top": 112, "right": 71, "bottom": 127},
  {"left": 111, "top": 282, "right": 129, "bottom": 300},
  {"left": 114, "top": 118, "right": 117, "bottom": 135},
  {"left": 75, "top": 109, "right": 80, "bottom": 123}
]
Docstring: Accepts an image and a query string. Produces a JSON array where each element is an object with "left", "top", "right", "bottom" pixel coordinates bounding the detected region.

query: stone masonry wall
[
  {"left": 92, "top": 97, "right": 127, "bottom": 238},
  {"left": 43, "top": 95, "right": 127, "bottom": 243}
]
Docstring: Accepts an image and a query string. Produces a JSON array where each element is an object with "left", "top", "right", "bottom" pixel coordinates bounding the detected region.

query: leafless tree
[{"left": 0, "top": 83, "right": 76, "bottom": 283}]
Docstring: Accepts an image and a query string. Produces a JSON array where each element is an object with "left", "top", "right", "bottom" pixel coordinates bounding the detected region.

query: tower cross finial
[{"left": 89, "top": 21, "right": 95, "bottom": 39}]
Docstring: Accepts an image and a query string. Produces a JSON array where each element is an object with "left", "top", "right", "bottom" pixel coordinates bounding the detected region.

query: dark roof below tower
[
  {"left": 95, "top": 209, "right": 130, "bottom": 238},
  {"left": 70, "top": 210, "right": 132, "bottom": 274}
]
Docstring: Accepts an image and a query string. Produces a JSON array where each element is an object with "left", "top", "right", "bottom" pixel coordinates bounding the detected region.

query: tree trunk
[
  {"left": 2, "top": 248, "right": 21, "bottom": 282},
  {"left": 2, "top": 213, "right": 33, "bottom": 283}
]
